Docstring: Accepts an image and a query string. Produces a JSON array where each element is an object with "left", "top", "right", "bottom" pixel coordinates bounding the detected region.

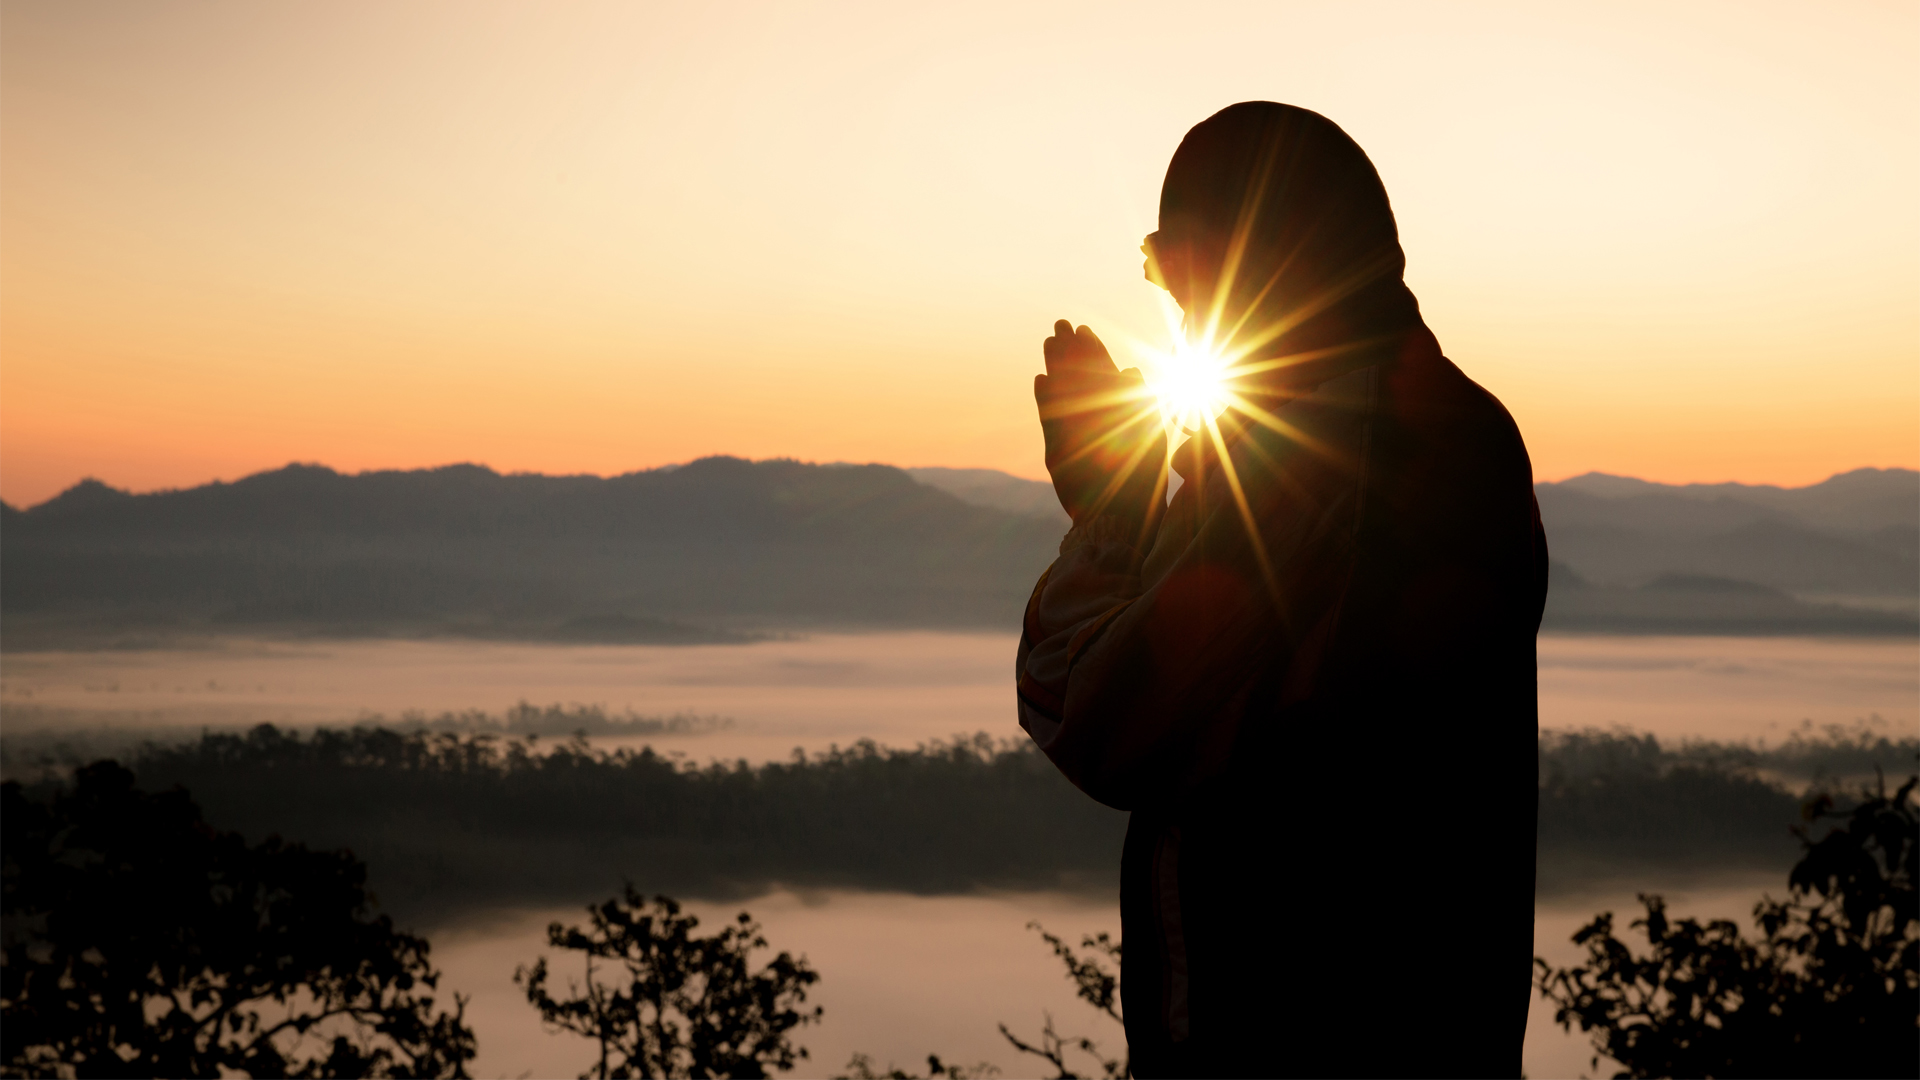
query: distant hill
[
  {"left": 0, "top": 458, "right": 1063, "bottom": 649},
  {"left": 1533, "top": 468, "right": 1917, "bottom": 633},
  {"left": 1544, "top": 468, "right": 1917, "bottom": 532},
  {"left": 904, "top": 467, "right": 1070, "bottom": 527},
  {"left": 1535, "top": 468, "right": 1916, "bottom": 599},
  {"left": 3, "top": 460, "right": 1912, "bottom": 648},
  {"left": 1539, "top": 561, "right": 1915, "bottom": 635},
  {"left": 916, "top": 464, "right": 1918, "bottom": 635}
]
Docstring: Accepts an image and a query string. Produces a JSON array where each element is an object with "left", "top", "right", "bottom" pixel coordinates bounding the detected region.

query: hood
[{"left": 1157, "top": 101, "right": 1423, "bottom": 398}]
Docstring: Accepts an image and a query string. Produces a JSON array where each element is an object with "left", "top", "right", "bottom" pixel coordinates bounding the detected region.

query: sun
[{"left": 1146, "top": 333, "right": 1232, "bottom": 434}]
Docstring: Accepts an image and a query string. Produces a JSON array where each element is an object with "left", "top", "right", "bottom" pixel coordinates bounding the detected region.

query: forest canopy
[{"left": 7, "top": 722, "right": 1910, "bottom": 927}]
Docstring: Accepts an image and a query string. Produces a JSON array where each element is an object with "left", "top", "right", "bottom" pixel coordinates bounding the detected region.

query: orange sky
[{"left": 3, "top": 0, "right": 1915, "bottom": 507}]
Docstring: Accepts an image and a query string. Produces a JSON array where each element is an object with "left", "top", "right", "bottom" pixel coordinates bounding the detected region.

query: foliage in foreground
[
  {"left": 517, "top": 887, "right": 820, "bottom": 1079},
  {"left": 1536, "top": 775, "right": 1919, "bottom": 1079},
  {"left": 836, "top": 1052, "right": 997, "bottom": 1079},
  {"left": 0, "top": 762, "right": 475, "bottom": 1079},
  {"left": 996, "top": 925, "right": 1125, "bottom": 1080},
  {"left": 837, "top": 923, "right": 1122, "bottom": 1080}
]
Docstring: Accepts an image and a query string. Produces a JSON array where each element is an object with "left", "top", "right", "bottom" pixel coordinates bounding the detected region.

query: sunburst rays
[
  {"left": 1080, "top": 259, "right": 1379, "bottom": 599},
  {"left": 1065, "top": 175, "right": 1391, "bottom": 596}
]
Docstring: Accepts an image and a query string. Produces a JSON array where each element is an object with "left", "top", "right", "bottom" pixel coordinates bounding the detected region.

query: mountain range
[
  {"left": 0, "top": 459, "right": 1059, "bottom": 649},
  {"left": 2, "top": 459, "right": 1913, "bottom": 648},
  {"left": 910, "top": 464, "right": 1918, "bottom": 633}
]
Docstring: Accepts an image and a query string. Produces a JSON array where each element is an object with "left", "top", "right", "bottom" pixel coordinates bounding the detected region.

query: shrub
[{"left": 1, "top": 763, "right": 475, "bottom": 1079}]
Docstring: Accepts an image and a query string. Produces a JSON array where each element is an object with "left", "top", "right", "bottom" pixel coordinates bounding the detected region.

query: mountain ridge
[
  {"left": 0, "top": 457, "right": 1065, "bottom": 649},
  {"left": 3, "top": 460, "right": 1913, "bottom": 646},
  {"left": 14, "top": 462, "right": 1910, "bottom": 520}
]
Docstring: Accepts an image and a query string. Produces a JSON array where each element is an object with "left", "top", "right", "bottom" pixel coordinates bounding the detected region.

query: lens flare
[
  {"left": 1137, "top": 296, "right": 1232, "bottom": 434},
  {"left": 1148, "top": 336, "right": 1232, "bottom": 433}
]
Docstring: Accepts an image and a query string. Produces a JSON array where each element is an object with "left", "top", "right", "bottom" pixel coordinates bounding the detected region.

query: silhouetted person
[{"left": 1018, "top": 102, "right": 1547, "bottom": 1077}]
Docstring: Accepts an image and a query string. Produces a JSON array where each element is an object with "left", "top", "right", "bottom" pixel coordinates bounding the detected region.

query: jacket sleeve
[
  {"left": 1015, "top": 375, "right": 1375, "bottom": 810},
  {"left": 1014, "top": 513, "right": 1154, "bottom": 733}
]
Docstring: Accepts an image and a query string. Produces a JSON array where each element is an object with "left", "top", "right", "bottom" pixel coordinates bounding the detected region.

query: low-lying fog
[
  {"left": 5, "top": 631, "right": 1915, "bottom": 755},
  {"left": 5, "top": 631, "right": 1912, "bottom": 1077}
]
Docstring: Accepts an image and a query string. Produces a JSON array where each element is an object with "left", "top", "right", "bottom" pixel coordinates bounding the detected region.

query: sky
[{"left": 2, "top": 0, "right": 1915, "bottom": 507}]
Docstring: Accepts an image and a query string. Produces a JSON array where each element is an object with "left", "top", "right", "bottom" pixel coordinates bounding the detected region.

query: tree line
[{"left": 3, "top": 721, "right": 1912, "bottom": 926}]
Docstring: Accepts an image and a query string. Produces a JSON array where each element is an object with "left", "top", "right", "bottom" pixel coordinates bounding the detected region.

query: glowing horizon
[{"left": 3, "top": 1, "right": 1915, "bottom": 508}]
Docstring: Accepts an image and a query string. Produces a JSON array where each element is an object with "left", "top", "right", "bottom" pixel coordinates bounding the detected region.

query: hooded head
[{"left": 1146, "top": 103, "right": 1421, "bottom": 395}]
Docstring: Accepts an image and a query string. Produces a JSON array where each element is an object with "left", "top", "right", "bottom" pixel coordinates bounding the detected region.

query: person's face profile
[
  {"left": 1141, "top": 228, "right": 1203, "bottom": 314},
  {"left": 1141, "top": 232, "right": 1178, "bottom": 295},
  {"left": 1143, "top": 220, "right": 1230, "bottom": 335}
]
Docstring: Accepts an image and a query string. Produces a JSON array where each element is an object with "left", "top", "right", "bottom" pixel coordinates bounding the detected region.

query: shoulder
[{"left": 1384, "top": 341, "right": 1533, "bottom": 479}]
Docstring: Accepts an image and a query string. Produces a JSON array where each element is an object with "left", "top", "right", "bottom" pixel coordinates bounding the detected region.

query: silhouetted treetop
[
  {"left": 1, "top": 762, "right": 476, "bottom": 1079},
  {"left": 517, "top": 887, "right": 819, "bottom": 1079},
  {"left": 1537, "top": 775, "right": 1918, "bottom": 1078}
]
